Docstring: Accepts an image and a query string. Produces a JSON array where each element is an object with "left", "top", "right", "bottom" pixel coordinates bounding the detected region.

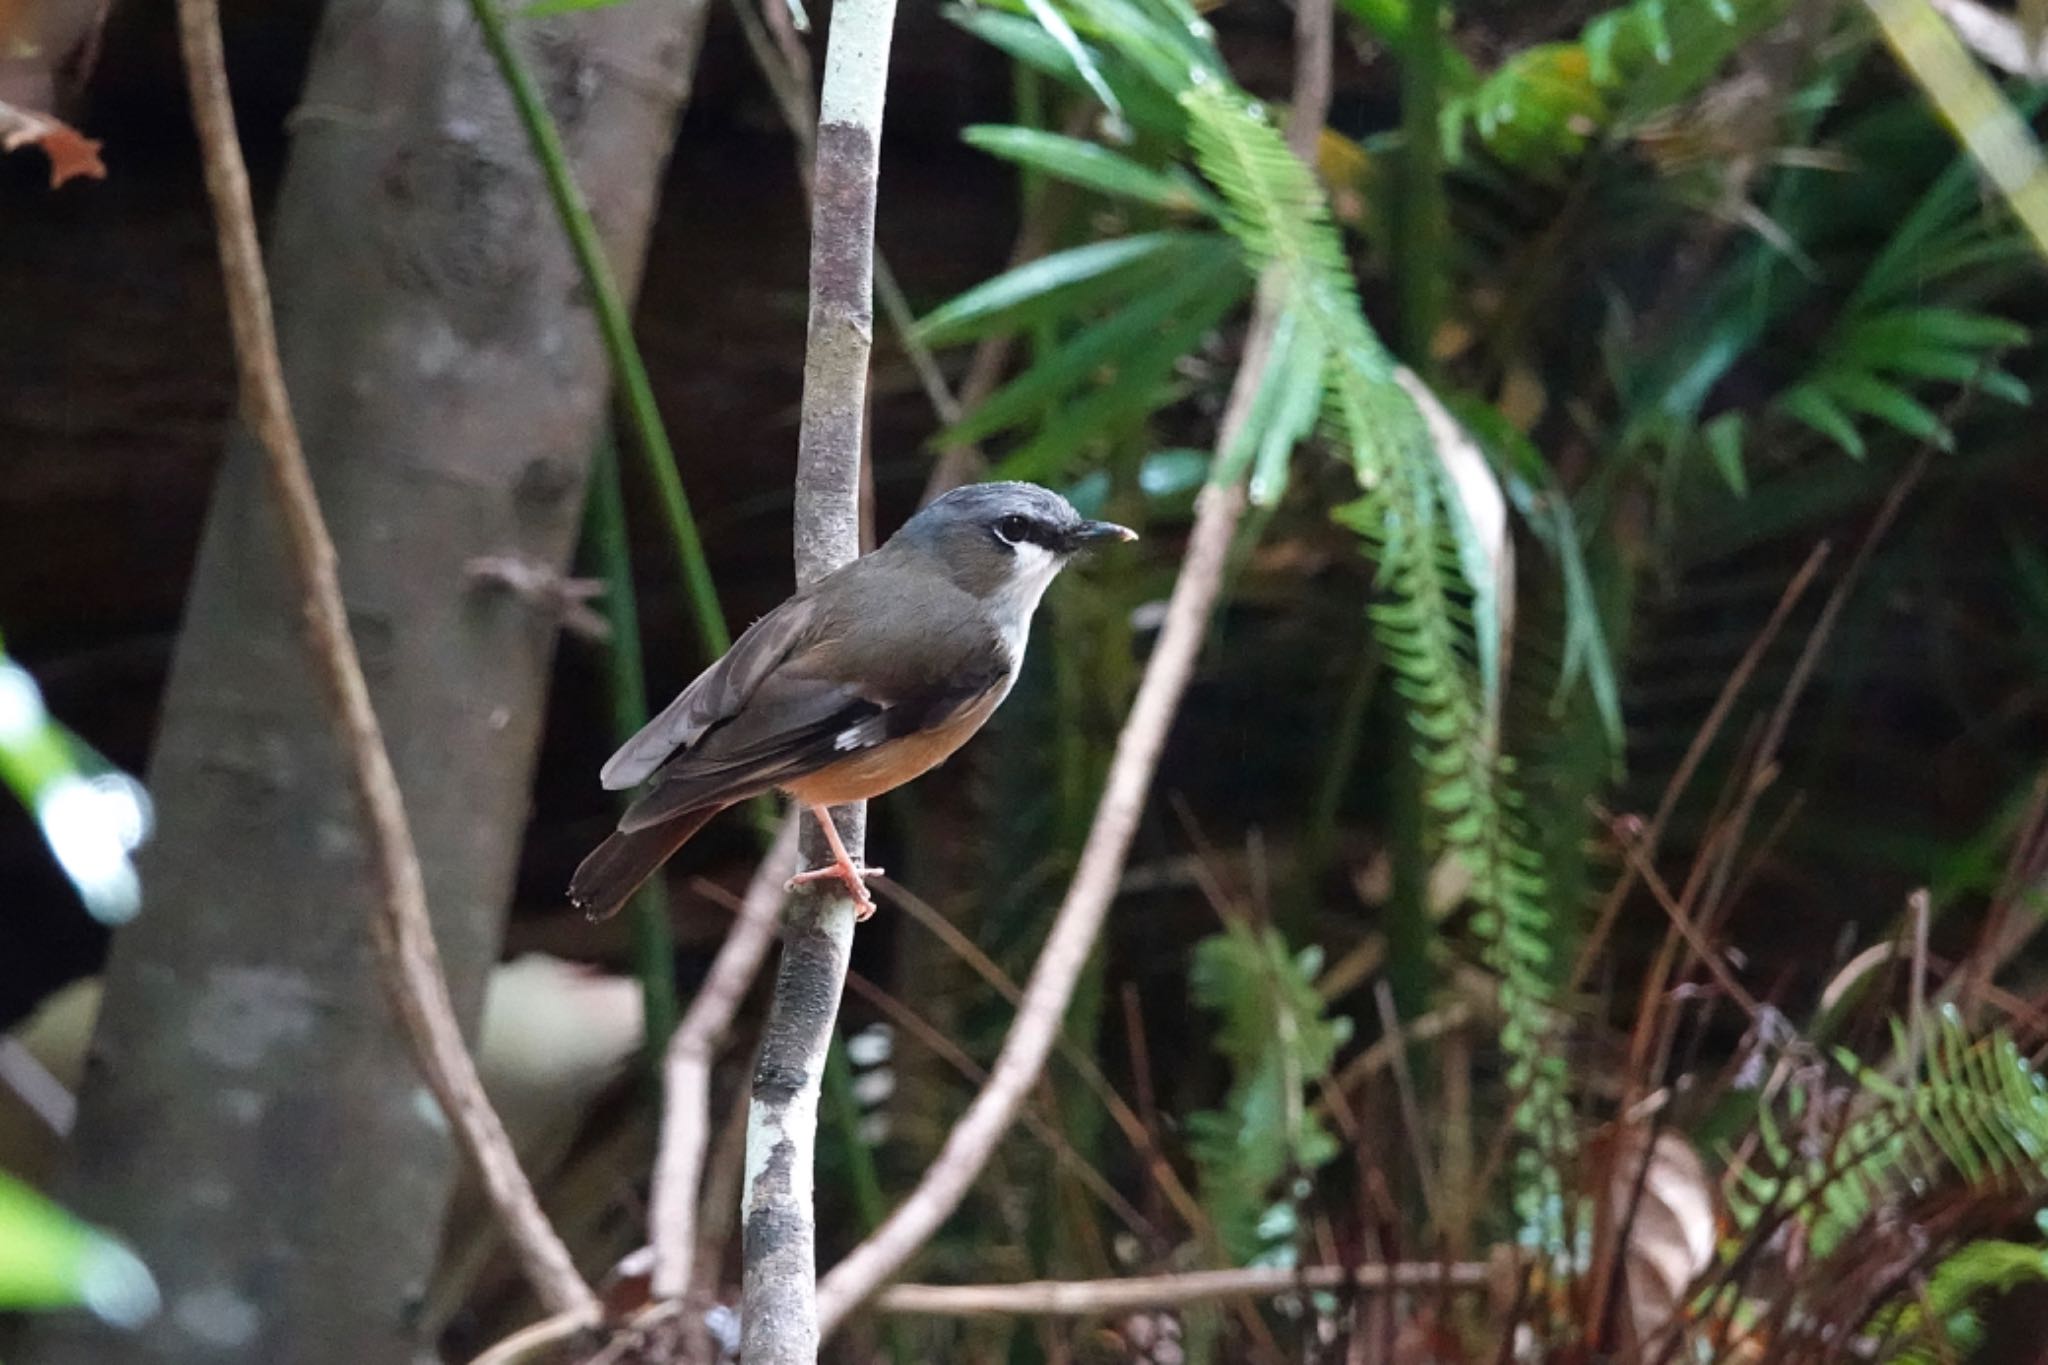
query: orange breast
[{"left": 780, "top": 686, "right": 1005, "bottom": 808}]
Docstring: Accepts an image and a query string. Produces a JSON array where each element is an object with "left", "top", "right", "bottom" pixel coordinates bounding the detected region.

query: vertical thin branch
[
  {"left": 741, "top": 0, "right": 899, "bottom": 1358},
  {"left": 650, "top": 817, "right": 800, "bottom": 1301},
  {"left": 173, "top": 0, "right": 596, "bottom": 1323},
  {"left": 816, "top": 4, "right": 1335, "bottom": 1332}
]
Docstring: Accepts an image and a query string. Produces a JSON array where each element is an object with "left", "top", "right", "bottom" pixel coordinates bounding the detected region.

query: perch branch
[
  {"left": 174, "top": 0, "right": 597, "bottom": 1323},
  {"left": 739, "top": 0, "right": 899, "bottom": 1358},
  {"left": 815, "top": 0, "right": 1334, "bottom": 1321},
  {"left": 874, "top": 1261, "right": 1494, "bottom": 1317},
  {"left": 649, "top": 815, "right": 800, "bottom": 1300}
]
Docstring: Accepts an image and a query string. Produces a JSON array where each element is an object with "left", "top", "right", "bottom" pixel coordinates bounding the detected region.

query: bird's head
[{"left": 888, "top": 482, "right": 1136, "bottom": 603}]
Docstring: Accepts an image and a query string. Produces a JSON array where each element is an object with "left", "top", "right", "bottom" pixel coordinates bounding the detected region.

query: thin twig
[
  {"left": 1907, "top": 886, "right": 1932, "bottom": 1090},
  {"left": 841, "top": 970, "right": 1157, "bottom": 1240},
  {"left": 815, "top": 0, "right": 1335, "bottom": 1330},
  {"left": 650, "top": 815, "right": 800, "bottom": 1300},
  {"left": 465, "top": 1313, "right": 586, "bottom": 1365},
  {"left": 740, "top": 0, "right": 900, "bottom": 1356},
  {"left": 1601, "top": 809, "right": 1767, "bottom": 1024},
  {"left": 1662, "top": 453, "right": 1932, "bottom": 1023},
  {"left": 1571, "top": 542, "right": 1830, "bottom": 992},
  {"left": 873, "top": 876, "right": 1209, "bottom": 1233},
  {"left": 873, "top": 1261, "right": 1493, "bottom": 1317},
  {"left": 1374, "top": 982, "right": 1445, "bottom": 1234},
  {"left": 1321, "top": 1000, "right": 1478, "bottom": 1111},
  {"left": 173, "top": 0, "right": 596, "bottom": 1323}
]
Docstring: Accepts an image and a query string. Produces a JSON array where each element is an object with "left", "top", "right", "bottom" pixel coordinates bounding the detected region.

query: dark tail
[{"left": 569, "top": 806, "right": 722, "bottom": 922}]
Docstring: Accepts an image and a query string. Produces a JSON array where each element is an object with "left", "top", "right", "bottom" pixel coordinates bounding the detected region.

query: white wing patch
[{"left": 831, "top": 712, "right": 892, "bottom": 754}]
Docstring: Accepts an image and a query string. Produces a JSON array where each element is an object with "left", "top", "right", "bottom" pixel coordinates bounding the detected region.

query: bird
[{"left": 570, "top": 481, "right": 1137, "bottom": 922}]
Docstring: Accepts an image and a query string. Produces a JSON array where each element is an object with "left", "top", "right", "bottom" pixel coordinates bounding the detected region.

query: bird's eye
[{"left": 991, "top": 514, "right": 1032, "bottom": 547}]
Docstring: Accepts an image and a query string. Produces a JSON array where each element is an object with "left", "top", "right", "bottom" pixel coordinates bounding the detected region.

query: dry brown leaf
[
  {"left": 1605, "top": 1129, "right": 1718, "bottom": 1356},
  {"left": 0, "top": 95, "right": 103, "bottom": 187}
]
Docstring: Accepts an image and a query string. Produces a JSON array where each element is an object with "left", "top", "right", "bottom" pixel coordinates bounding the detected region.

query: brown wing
[
  {"left": 599, "top": 592, "right": 821, "bottom": 791},
  {"left": 616, "top": 631, "right": 1013, "bottom": 832}
]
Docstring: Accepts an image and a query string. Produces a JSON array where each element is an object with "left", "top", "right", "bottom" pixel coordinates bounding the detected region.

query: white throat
[{"left": 988, "top": 540, "right": 1062, "bottom": 668}]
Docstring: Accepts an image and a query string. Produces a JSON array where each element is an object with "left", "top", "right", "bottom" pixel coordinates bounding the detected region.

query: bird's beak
[{"left": 1069, "top": 520, "right": 1139, "bottom": 550}]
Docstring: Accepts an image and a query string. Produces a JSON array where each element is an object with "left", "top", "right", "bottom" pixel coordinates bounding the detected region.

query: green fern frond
[
  {"left": 1187, "top": 923, "right": 1351, "bottom": 1264},
  {"left": 1733, "top": 1010, "right": 2048, "bottom": 1256},
  {"left": 1881, "top": 1232, "right": 2048, "bottom": 1365},
  {"left": 1181, "top": 83, "right": 1573, "bottom": 1239}
]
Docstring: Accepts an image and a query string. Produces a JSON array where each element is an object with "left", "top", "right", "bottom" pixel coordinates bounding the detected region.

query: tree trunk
[{"left": 20, "top": 2, "right": 706, "bottom": 1360}]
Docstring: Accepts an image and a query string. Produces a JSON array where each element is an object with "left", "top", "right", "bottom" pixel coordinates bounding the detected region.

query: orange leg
[{"left": 786, "top": 804, "right": 884, "bottom": 920}]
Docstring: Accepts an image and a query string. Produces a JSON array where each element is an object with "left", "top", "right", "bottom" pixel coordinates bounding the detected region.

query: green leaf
[
  {"left": 1017, "top": 0, "right": 1130, "bottom": 136},
  {"left": 1862, "top": 307, "right": 2028, "bottom": 352},
  {"left": 1064, "top": 0, "right": 1222, "bottom": 92},
  {"left": 1250, "top": 323, "right": 1330, "bottom": 506},
  {"left": 949, "top": 8, "right": 1187, "bottom": 138},
  {"left": 0, "top": 646, "right": 148, "bottom": 924},
  {"left": 1704, "top": 410, "right": 1747, "bottom": 496},
  {"left": 1821, "top": 370, "right": 1953, "bottom": 449},
  {"left": 1778, "top": 386, "right": 1868, "bottom": 458},
  {"left": 963, "top": 125, "right": 1219, "bottom": 215},
  {"left": 1183, "top": 81, "right": 1571, "bottom": 1244},
  {"left": 0, "top": 1172, "right": 158, "bottom": 1326},
  {"left": 1335, "top": 0, "right": 1481, "bottom": 90},
  {"left": 915, "top": 232, "right": 1204, "bottom": 344},
  {"left": 1213, "top": 306, "right": 1299, "bottom": 488},
  {"left": 934, "top": 239, "right": 1246, "bottom": 448},
  {"left": 1456, "top": 400, "right": 1626, "bottom": 754},
  {"left": 1139, "top": 447, "right": 1212, "bottom": 501},
  {"left": 992, "top": 277, "right": 1240, "bottom": 481},
  {"left": 1852, "top": 341, "right": 2031, "bottom": 404}
]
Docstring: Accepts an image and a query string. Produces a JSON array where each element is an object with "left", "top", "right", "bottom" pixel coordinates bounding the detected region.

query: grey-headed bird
[{"left": 570, "top": 481, "right": 1136, "bottom": 921}]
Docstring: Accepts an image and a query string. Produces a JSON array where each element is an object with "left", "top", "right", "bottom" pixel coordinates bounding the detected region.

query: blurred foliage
[
  {"left": 0, "top": 638, "right": 148, "bottom": 925},
  {"left": 1734, "top": 1011, "right": 2048, "bottom": 1257},
  {"left": 1186, "top": 923, "right": 1349, "bottom": 1263},
  {"left": 0, "top": 1170, "right": 156, "bottom": 1329},
  {"left": 1879, "top": 1225, "right": 2048, "bottom": 1365}
]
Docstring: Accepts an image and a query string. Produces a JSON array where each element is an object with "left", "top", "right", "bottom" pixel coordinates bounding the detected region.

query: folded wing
[
  {"left": 617, "top": 635, "right": 1013, "bottom": 832},
  {"left": 599, "top": 593, "right": 820, "bottom": 791}
]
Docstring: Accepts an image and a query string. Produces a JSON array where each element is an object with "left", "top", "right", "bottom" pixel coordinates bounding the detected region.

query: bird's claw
[{"left": 786, "top": 863, "right": 884, "bottom": 920}]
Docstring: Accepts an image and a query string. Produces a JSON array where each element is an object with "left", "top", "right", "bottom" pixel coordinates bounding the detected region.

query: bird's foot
[
  {"left": 796, "top": 803, "right": 885, "bottom": 920},
  {"left": 786, "top": 861, "right": 884, "bottom": 920}
]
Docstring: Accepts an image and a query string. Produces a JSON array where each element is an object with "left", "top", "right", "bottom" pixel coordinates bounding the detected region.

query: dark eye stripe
[{"left": 994, "top": 515, "right": 1064, "bottom": 549}]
